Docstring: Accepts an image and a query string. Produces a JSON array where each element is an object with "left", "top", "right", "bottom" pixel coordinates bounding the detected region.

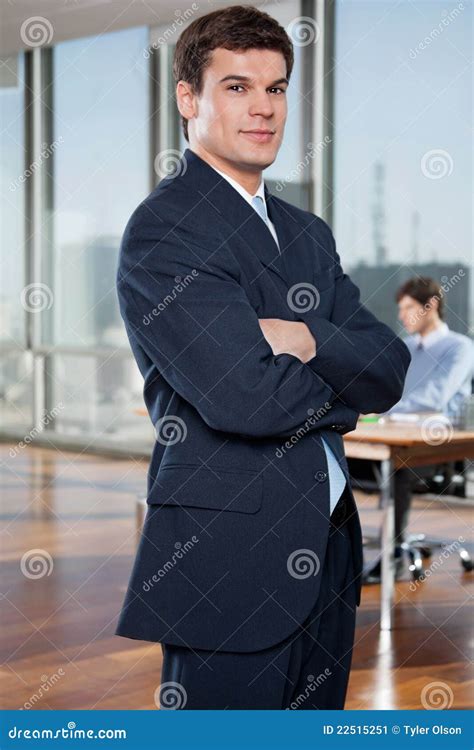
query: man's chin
[{"left": 235, "top": 147, "right": 278, "bottom": 171}]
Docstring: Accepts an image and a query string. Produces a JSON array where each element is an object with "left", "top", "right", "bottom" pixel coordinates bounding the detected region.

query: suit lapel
[
  {"left": 172, "top": 149, "right": 318, "bottom": 304},
  {"left": 176, "top": 149, "right": 288, "bottom": 278},
  {"left": 265, "top": 189, "right": 316, "bottom": 291}
]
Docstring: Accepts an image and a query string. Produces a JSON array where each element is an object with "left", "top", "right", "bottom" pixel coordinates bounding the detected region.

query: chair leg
[
  {"left": 135, "top": 495, "right": 147, "bottom": 535},
  {"left": 406, "top": 546, "right": 424, "bottom": 581}
]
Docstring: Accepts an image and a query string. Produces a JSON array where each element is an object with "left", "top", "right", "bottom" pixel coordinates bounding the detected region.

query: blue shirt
[{"left": 386, "top": 322, "right": 473, "bottom": 418}]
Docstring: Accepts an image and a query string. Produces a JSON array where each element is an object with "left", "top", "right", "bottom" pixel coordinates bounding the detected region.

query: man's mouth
[{"left": 240, "top": 129, "right": 276, "bottom": 143}]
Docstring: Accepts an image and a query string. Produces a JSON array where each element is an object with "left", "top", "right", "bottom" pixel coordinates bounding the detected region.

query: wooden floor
[{"left": 1, "top": 443, "right": 472, "bottom": 710}]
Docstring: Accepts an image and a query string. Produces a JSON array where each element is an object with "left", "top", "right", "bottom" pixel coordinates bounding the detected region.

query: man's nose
[{"left": 248, "top": 90, "right": 274, "bottom": 118}]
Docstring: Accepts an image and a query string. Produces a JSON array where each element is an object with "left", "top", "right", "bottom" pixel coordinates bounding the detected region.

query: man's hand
[{"left": 258, "top": 318, "right": 316, "bottom": 363}]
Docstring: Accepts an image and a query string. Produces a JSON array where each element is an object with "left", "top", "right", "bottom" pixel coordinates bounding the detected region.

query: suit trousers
[{"left": 159, "top": 488, "right": 358, "bottom": 710}]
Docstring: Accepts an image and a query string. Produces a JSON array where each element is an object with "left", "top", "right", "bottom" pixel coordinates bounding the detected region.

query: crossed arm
[
  {"left": 258, "top": 224, "right": 412, "bottom": 416},
  {"left": 258, "top": 319, "right": 316, "bottom": 363},
  {"left": 118, "top": 207, "right": 410, "bottom": 439}
]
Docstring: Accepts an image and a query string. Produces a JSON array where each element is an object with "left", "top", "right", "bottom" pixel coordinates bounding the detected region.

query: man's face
[
  {"left": 398, "top": 294, "right": 433, "bottom": 334},
  {"left": 183, "top": 47, "right": 288, "bottom": 171}
]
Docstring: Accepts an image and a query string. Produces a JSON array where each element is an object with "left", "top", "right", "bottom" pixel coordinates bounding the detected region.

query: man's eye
[
  {"left": 228, "top": 85, "right": 245, "bottom": 92},
  {"left": 269, "top": 87, "right": 286, "bottom": 94}
]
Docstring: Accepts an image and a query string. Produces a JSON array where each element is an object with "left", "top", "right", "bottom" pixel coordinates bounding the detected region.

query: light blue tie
[
  {"left": 251, "top": 195, "right": 281, "bottom": 254},
  {"left": 251, "top": 195, "right": 269, "bottom": 225}
]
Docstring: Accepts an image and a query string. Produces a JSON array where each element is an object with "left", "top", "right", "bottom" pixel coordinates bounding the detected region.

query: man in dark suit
[{"left": 115, "top": 5, "right": 411, "bottom": 709}]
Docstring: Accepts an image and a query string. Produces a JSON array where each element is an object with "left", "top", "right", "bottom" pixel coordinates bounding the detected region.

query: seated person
[{"left": 363, "top": 276, "right": 473, "bottom": 583}]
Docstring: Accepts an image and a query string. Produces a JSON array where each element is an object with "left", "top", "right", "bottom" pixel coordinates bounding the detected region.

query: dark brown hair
[
  {"left": 396, "top": 277, "right": 445, "bottom": 319},
  {"left": 173, "top": 5, "right": 294, "bottom": 141}
]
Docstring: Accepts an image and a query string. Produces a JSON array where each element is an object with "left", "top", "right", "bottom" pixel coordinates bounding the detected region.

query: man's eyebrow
[{"left": 219, "top": 75, "right": 289, "bottom": 86}]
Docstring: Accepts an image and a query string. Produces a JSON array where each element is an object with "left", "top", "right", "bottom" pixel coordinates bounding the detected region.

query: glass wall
[
  {"left": 0, "top": 53, "right": 34, "bottom": 429},
  {"left": 1, "top": 54, "right": 26, "bottom": 345},
  {"left": 50, "top": 27, "right": 150, "bottom": 348},
  {"left": 0, "top": 28, "right": 155, "bottom": 447},
  {"left": 46, "top": 27, "right": 151, "bottom": 442},
  {"left": 333, "top": 0, "right": 472, "bottom": 334}
]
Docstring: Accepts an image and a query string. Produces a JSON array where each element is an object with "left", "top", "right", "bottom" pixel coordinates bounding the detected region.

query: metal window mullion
[
  {"left": 149, "top": 35, "right": 180, "bottom": 188},
  {"left": 308, "top": 0, "right": 336, "bottom": 225},
  {"left": 28, "top": 48, "right": 44, "bottom": 431},
  {"left": 28, "top": 47, "right": 54, "bottom": 431}
]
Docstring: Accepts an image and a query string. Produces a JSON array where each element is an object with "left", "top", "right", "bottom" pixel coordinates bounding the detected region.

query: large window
[
  {"left": 50, "top": 27, "right": 150, "bottom": 348},
  {"left": 333, "top": 0, "right": 472, "bottom": 334},
  {"left": 1, "top": 54, "right": 25, "bottom": 346},
  {"left": 1, "top": 28, "right": 155, "bottom": 447},
  {"left": 45, "top": 27, "right": 151, "bottom": 442},
  {"left": 0, "top": 53, "right": 34, "bottom": 430}
]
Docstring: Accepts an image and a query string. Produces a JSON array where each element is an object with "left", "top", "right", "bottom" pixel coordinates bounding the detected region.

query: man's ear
[
  {"left": 176, "top": 80, "right": 197, "bottom": 121},
  {"left": 428, "top": 294, "right": 440, "bottom": 314}
]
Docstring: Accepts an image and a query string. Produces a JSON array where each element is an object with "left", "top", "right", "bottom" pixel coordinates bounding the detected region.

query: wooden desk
[{"left": 343, "top": 420, "right": 474, "bottom": 630}]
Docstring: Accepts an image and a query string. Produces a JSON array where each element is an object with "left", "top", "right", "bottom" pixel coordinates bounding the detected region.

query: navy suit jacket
[{"left": 115, "top": 148, "right": 411, "bottom": 652}]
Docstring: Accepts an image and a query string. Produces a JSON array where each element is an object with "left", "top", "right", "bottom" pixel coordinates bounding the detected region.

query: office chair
[
  {"left": 401, "top": 462, "right": 473, "bottom": 579},
  {"left": 349, "top": 458, "right": 473, "bottom": 581}
]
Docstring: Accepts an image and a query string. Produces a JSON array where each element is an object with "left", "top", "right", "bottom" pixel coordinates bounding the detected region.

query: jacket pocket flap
[{"left": 148, "top": 465, "right": 263, "bottom": 514}]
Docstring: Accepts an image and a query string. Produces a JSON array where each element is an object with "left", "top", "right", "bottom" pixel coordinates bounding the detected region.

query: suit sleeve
[
  {"left": 117, "top": 207, "right": 359, "bottom": 439},
  {"left": 296, "top": 221, "right": 412, "bottom": 414}
]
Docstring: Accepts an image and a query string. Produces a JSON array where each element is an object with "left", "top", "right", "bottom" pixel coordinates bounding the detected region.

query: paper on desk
[{"left": 383, "top": 411, "right": 447, "bottom": 423}]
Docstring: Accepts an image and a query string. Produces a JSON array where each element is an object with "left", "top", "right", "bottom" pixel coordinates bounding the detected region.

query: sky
[{"left": 332, "top": 0, "right": 472, "bottom": 269}]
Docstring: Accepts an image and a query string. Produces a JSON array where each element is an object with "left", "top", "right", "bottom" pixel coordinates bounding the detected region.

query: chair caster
[
  {"left": 460, "top": 549, "right": 473, "bottom": 572},
  {"left": 408, "top": 549, "right": 424, "bottom": 581}
]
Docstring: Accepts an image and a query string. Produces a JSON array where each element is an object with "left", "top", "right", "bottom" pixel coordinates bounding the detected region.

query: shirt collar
[
  {"left": 413, "top": 321, "right": 449, "bottom": 350},
  {"left": 210, "top": 164, "right": 266, "bottom": 209}
]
